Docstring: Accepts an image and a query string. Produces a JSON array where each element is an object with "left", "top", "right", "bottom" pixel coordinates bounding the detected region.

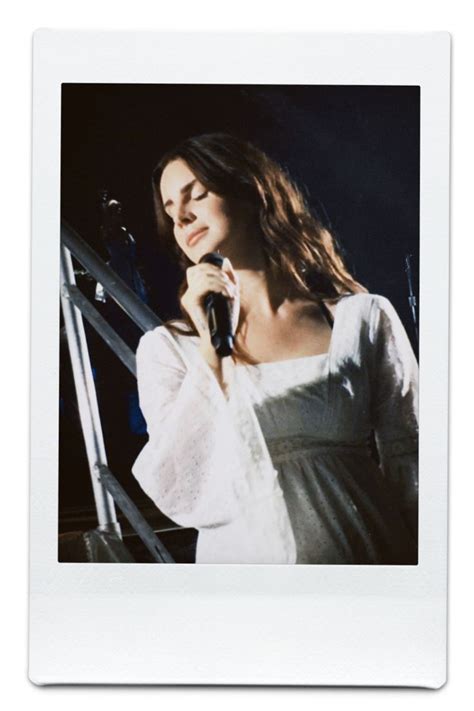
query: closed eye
[{"left": 164, "top": 189, "right": 208, "bottom": 222}]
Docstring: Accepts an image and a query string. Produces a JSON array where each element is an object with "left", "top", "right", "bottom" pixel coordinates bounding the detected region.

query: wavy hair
[{"left": 152, "top": 133, "right": 365, "bottom": 363}]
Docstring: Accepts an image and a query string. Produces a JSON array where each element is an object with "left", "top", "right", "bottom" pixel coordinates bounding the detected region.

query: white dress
[{"left": 132, "top": 293, "right": 418, "bottom": 564}]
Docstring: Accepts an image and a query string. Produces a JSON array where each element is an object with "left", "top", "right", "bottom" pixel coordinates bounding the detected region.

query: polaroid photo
[{"left": 29, "top": 30, "right": 450, "bottom": 686}]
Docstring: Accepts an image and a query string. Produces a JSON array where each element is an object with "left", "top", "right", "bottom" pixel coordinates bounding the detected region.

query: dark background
[{"left": 59, "top": 84, "right": 420, "bottom": 537}]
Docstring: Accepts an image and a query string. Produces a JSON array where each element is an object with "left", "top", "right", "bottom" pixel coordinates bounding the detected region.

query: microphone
[{"left": 199, "top": 252, "right": 234, "bottom": 357}]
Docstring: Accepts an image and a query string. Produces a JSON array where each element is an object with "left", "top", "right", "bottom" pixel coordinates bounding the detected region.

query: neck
[
  {"left": 236, "top": 265, "right": 297, "bottom": 319},
  {"left": 223, "top": 239, "right": 298, "bottom": 318}
]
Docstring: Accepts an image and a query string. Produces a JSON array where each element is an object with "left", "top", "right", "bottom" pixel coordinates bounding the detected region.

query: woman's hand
[{"left": 181, "top": 258, "right": 240, "bottom": 372}]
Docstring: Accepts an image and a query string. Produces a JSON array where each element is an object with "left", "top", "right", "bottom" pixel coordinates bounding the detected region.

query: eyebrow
[{"left": 163, "top": 178, "right": 198, "bottom": 210}]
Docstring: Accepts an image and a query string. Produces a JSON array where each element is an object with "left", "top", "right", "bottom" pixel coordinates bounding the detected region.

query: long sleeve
[
  {"left": 368, "top": 296, "right": 419, "bottom": 538},
  {"left": 132, "top": 327, "right": 247, "bottom": 528},
  {"left": 131, "top": 326, "right": 296, "bottom": 563}
]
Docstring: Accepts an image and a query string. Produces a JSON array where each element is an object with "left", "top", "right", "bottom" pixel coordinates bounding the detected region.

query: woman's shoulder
[
  {"left": 333, "top": 293, "right": 405, "bottom": 345},
  {"left": 335, "top": 291, "right": 394, "bottom": 320},
  {"left": 136, "top": 319, "right": 198, "bottom": 366},
  {"left": 336, "top": 292, "right": 411, "bottom": 355}
]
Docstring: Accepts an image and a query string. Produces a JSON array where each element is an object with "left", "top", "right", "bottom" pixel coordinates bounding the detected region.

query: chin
[{"left": 194, "top": 239, "right": 225, "bottom": 262}]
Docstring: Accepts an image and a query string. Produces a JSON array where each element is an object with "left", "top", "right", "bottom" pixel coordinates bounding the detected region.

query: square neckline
[{"left": 237, "top": 297, "right": 344, "bottom": 369}]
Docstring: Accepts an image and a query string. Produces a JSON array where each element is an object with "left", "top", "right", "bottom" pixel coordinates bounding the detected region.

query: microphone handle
[
  {"left": 204, "top": 292, "right": 234, "bottom": 357},
  {"left": 199, "top": 252, "right": 234, "bottom": 357}
]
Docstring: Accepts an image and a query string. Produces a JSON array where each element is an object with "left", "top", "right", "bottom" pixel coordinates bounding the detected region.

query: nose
[{"left": 175, "top": 200, "right": 195, "bottom": 228}]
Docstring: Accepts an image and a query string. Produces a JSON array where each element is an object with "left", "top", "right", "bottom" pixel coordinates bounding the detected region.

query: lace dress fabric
[{"left": 132, "top": 293, "right": 418, "bottom": 564}]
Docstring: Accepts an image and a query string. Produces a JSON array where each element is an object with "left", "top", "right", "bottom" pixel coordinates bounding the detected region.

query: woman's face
[{"left": 159, "top": 158, "right": 256, "bottom": 264}]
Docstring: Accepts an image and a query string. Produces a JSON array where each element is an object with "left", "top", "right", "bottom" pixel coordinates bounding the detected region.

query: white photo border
[{"left": 29, "top": 30, "right": 450, "bottom": 687}]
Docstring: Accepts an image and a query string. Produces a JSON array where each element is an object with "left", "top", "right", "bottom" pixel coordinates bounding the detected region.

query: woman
[{"left": 132, "top": 133, "right": 418, "bottom": 565}]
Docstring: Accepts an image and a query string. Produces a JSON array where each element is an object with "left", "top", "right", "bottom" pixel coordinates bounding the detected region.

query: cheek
[
  {"left": 172, "top": 226, "right": 187, "bottom": 251},
  {"left": 207, "top": 199, "right": 237, "bottom": 231},
  {"left": 206, "top": 194, "right": 228, "bottom": 216}
]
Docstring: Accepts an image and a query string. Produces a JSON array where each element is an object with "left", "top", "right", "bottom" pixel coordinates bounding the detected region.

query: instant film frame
[{"left": 29, "top": 31, "right": 449, "bottom": 686}]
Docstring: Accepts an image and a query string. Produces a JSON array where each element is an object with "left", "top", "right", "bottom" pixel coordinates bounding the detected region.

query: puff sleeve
[{"left": 369, "top": 296, "right": 419, "bottom": 539}]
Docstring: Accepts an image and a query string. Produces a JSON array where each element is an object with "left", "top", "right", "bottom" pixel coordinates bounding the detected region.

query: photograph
[
  {"left": 29, "top": 30, "right": 449, "bottom": 687},
  {"left": 59, "top": 83, "right": 420, "bottom": 565}
]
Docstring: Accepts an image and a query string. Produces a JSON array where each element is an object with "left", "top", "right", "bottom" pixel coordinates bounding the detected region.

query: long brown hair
[{"left": 152, "top": 133, "right": 365, "bottom": 363}]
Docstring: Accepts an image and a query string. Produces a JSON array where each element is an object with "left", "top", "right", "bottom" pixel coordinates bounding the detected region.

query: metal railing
[
  {"left": 97, "top": 466, "right": 174, "bottom": 563},
  {"left": 60, "top": 220, "right": 174, "bottom": 563},
  {"left": 62, "top": 221, "right": 162, "bottom": 333}
]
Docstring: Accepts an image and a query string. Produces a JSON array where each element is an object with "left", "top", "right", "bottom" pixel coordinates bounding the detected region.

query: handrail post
[{"left": 60, "top": 243, "right": 121, "bottom": 537}]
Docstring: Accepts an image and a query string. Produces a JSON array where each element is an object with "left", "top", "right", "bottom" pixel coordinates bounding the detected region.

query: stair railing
[{"left": 60, "top": 220, "right": 174, "bottom": 563}]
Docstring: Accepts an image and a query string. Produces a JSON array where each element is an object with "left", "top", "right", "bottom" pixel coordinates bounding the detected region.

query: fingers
[
  {"left": 199, "top": 274, "right": 236, "bottom": 299},
  {"left": 222, "top": 257, "right": 238, "bottom": 286},
  {"left": 182, "top": 260, "right": 241, "bottom": 340},
  {"left": 188, "top": 258, "right": 237, "bottom": 285},
  {"left": 186, "top": 264, "right": 237, "bottom": 299}
]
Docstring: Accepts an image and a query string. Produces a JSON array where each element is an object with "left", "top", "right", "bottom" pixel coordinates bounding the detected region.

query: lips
[{"left": 186, "top": 227, "right": 208, "bottom": 247}]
